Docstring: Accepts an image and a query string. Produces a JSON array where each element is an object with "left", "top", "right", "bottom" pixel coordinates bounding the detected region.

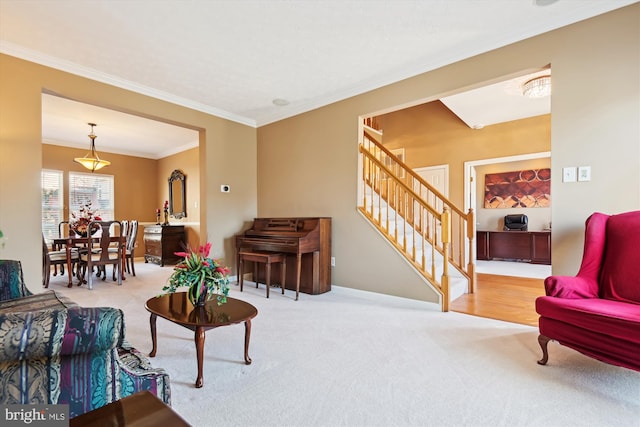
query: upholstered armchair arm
[
  {"left": 0, "top": 260, "right": 33, "bottom": 301},
  {"left": 0, "top": 307, "right": 123, "bottom": 362},
  {"left": 0, "top": 305, "right": 170, "bottom": 416},
  {"left": 116, "top": 341, "right": 172, "bottom": 405},
  {"left": 544, "top": 275, "right": 599, "bottom": 299}
]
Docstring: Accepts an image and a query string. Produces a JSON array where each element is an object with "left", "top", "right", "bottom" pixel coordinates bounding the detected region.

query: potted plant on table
[{"left": 162, "top": 242, "right": 230, "bottom": 307}]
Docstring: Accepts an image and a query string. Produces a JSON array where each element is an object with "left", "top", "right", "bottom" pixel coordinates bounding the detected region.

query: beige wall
[
  {"left": 0, "top": 55, "right": 257, "bottom": 286},
  {"left": 257, "top": 4, "right": 639, "bottom": 302},
  {"left": 1, "top": 5, "right": 638, "bottom": 300}
]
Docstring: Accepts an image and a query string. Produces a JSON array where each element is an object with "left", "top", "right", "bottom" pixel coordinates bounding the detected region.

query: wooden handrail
[
  {"left": 358, "top": 131, "right": 475, "bottom": 311},
  {"left": 364, "top": 129, "right": 468, "bottom": 219},
  {"left": 359, "top": 146, "right": 441, "bottom": 219}
]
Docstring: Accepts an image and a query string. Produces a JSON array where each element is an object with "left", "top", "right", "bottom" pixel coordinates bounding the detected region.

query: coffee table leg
[
  {"left": 149, "top": 313, "right": 157, "bottom": 357},
  {"left": 244, "top": 320, "right": 252, "bottom": 365},
  {"left": 195, "top": 326, "right": 205, "bottom": 388}
]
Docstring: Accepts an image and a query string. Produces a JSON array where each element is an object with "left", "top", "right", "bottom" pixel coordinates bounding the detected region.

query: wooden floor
[{"left": 451, "top": 273, "right": 545, "bottom": 327}]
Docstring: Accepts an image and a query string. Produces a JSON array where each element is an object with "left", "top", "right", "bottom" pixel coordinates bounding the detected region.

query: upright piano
[{"left": 235, "top": 217, "right": 331, "bottom": 295}]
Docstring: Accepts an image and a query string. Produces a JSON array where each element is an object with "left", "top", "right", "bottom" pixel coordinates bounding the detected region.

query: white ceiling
[{"left": 1, "top": 0, "right": 635, "bottom": 158}]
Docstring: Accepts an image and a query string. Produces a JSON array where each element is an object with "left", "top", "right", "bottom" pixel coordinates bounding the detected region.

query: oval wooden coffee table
[{"left": 145, "top": 293, "right": 258, "bottom": 388}]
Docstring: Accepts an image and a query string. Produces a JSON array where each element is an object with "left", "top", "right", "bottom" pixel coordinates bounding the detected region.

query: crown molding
[
  {"left": 1, "top": 42, "right": 257, "bottom": 128},
  {"left": 42, "top": 138, "right": 198, "bottom": 160}
]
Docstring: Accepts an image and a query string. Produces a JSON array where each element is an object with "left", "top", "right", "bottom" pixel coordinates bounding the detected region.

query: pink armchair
[{"left": 535, "top": 211, "right": 640, "bottom": 371}]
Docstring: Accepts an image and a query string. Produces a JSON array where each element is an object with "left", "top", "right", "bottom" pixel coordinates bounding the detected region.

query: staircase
[{"left": 358, "top": 124, "right": 476, "bottom": 311}]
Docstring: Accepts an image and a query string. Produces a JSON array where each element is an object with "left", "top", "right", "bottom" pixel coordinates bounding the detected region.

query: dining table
[{"left": 52, "top": 235, "right": 126, "bottom": 287}]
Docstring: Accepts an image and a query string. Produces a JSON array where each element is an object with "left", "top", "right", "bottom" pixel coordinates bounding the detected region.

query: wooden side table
[
  {"left": 70, "top": 391, "right": 189, "bottom": 427},
  {"left": 238, "top": 250, "right": 287, "bottom": 298},
  {"left": 145, "top": 294, "right": 258, "bottom": 388}
]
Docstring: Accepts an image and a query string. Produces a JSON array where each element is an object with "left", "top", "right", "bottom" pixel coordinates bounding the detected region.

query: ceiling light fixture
[
  {"left": 272, "top": 98, "right": 290, "bottom": 106},
  {"left": 74, "top": 123, "right": 111, "bottom": 172},
  {"left": 523, "top": 75, "right": 551, "bottom": 98}
]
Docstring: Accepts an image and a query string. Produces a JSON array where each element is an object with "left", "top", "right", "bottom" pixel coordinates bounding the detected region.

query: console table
[
  {"left": 476, "top": 230, "right": 551, "bottom": 265},
  {"left": 144, "top": 225, "right": 185, "bottom": 266}
]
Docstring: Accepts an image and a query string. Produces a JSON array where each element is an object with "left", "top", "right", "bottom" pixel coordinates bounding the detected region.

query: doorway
[{"left": 464, "top": 152, "right": 552, "bottom": 279}]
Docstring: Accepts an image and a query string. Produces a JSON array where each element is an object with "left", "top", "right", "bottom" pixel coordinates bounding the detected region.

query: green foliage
[{"left": 161, "top": 243, "right": 230, "bottom": 306}]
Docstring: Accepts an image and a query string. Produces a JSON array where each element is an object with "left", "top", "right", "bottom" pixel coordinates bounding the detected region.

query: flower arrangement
[
  {"left": 162, "top": 242, "right": 230, "bottom": 307},
  {"left": 70, "top": 202, "right": 101, "bottom": 236}
]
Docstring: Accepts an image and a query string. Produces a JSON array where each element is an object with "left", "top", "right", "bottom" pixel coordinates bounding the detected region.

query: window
[
  {"left": 42, "top": 169, "right": 64, "bottom": 240},
  {"left": 69, "top": 172, "right": 114, "bottom": 221}
]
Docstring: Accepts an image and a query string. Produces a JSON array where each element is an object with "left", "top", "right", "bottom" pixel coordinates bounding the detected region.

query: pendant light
[{"left": 74, "top": 122, "right": 111, "bottom": 172}]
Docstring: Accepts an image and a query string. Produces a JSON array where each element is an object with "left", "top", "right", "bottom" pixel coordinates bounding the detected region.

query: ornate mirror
[{"left": 168, "top": 169, "right": 186, "bottom": 219}]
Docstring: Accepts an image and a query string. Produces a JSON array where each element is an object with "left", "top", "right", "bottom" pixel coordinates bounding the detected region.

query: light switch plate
[
  {"left": 562, "top": 167, "right": 577, "bottom": 183},
  {"left": 578, "top": 166, "right": 591, "bottom": 182}
]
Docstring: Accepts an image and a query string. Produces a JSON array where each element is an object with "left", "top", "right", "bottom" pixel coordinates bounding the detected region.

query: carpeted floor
[{"left": 44, "top": 261, "right": 639, "bottom": 427}]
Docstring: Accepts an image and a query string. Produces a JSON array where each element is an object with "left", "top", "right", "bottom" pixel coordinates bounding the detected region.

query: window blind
[
  {"left": 41, "top": 169, "right": 64, "bottom": 240},
  {"left": 69, "top": 172, "right": 114, "bottom": 221}
]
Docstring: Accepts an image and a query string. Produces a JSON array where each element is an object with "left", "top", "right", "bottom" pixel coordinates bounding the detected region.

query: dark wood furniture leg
[
  {"left": 239, "top": 255, "right": 244, "bottom": 291},
  {"left": 266, "top": 262, "right": 272, "bottom": 298},
  {"left": 65, "top": 241, "right": 73, "bottom": 288},
  {"left": 195, "top": 326, "right": 206, "bottom": 388},
  {"left": 244, "top": 320, "right": 252, "bottom": 365},
  {"left": 537, "top": 334, "right": 551, "bottom": 365},
  {"left": 295, "top": 254, "right": 302, "bottom": 300},
  {"left": 149, "top": 313, "right": 157, "bottom": 357},
  {"left": 281, "top": 258, "right": 286, "bottom": 295}
]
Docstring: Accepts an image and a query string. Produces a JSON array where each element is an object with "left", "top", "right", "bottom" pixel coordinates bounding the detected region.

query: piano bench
[{"left": 238, "top": 251, "right": 287, "bottom": 299}]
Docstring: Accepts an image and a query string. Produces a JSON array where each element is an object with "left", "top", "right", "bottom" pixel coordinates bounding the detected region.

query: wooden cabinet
[
  {"left": 530, "top": 231, "right": 552, "bottom": 264},
  {"left": 144, "top": 225, "right": 185, "bottom": 266},
  {"left": 476, "top": 230, "right": 551, "bottom": 265}
]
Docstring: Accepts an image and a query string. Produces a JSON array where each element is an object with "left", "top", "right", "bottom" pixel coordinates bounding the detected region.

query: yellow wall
[
  {"left": 373, "top": 100, "right": 552, "bottom": 232},
  {"left": 42, "top": 144, "right": 201, "bottom": 255},
  {"left": 257, "top": 5, "right": 639, "bottom": 302},
  {"left": 158, "top": 147, "right": 201, "bottom": 248},
  {"left": 375, "top": 101, "right": 551, "bottom": 207},
  {"left": 0, "top": 55, "right": 257, "bottom": 286},
  {"left": 43, "top": 144, "right": 156, "bottom": 253}
]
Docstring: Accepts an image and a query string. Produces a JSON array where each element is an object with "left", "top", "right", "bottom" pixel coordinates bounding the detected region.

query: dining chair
[
  {"left": 54, "top": 220, "right": 71, "bottom": 276},
  {"left": 42, "top": 234, "right": 78, "bottom": 288},
  {"left": 124, "top": 220, "right": 139, "bottom": 276},
  {"left": 107, "top": 220, "right": 128, "bottom": 277},
  {"left": 78, "top": 220, "right": 124, "bottom": 290}
]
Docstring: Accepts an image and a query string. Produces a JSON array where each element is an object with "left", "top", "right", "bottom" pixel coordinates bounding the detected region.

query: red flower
[{"left": 199, "top": 242, "right": 212, "bottom": 258}]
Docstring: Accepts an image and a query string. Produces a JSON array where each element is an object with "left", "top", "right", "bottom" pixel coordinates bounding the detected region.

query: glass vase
[{"left": 188, "top": 285, "right": 209, "bottom": 307}]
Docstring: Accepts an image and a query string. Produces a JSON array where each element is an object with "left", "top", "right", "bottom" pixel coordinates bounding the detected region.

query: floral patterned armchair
[{"left": 0, "top": 260, "right": 171, "bottom": 417}]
